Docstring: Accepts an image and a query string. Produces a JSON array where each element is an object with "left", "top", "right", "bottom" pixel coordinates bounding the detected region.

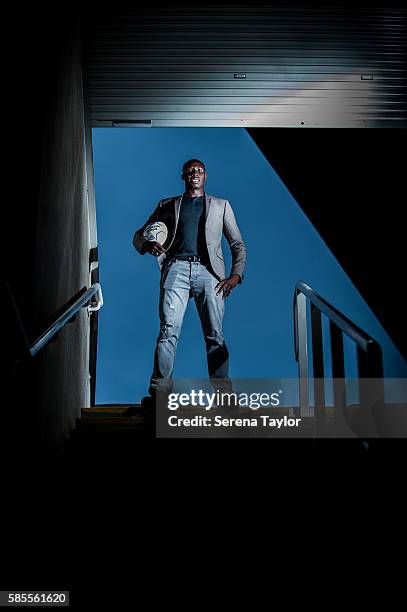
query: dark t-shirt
[{"left": 166, "top": 195, "right": 208, "bottom": 260}]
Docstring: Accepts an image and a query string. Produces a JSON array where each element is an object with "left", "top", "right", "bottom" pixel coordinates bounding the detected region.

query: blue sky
[{"left": 92, "top": 127, "right": 407, "bottom": 404}]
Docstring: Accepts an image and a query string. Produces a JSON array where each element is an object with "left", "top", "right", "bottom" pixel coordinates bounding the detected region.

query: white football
[{"left": 143, "top": 221, "right": 168, "bottom": 245}]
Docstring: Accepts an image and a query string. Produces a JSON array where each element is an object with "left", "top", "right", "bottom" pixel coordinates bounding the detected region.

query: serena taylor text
[{"left": 168, "top": 415, "right": 302, "bottom": 428}]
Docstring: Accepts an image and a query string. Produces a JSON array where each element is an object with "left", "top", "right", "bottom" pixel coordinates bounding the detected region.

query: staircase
[{"left": 63, "top": 405, "right": 154, "bottom": 458}]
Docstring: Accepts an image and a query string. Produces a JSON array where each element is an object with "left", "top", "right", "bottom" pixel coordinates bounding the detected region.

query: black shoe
[
  {"left": 215, "top": 392, "right": 239, "bottom": 411},
  {"left": 122, "top": 396, "right": 155, "bottom": 417},
  {"left": 218, "top": 398, "right": 257, "bottom": 416},
  {"left": 141, "top": 395, "right": 156, "bottom": 410}
]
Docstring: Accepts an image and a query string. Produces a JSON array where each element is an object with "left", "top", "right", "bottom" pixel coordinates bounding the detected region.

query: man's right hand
[{"left": 144, "top": 241, "right": 166, "bottom": 257}]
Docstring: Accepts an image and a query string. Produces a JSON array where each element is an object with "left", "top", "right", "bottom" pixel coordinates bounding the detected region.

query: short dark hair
[{"left": 182, "top": 159, "right": 206, "bottom": 173}]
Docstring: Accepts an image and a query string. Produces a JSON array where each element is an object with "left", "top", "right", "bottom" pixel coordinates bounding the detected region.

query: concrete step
[
  {"left": 81, "top": 404, "right": 148, "bottom": 416},
  {"left": 78, "top": 405, "right": 154, "bottom": 426}
]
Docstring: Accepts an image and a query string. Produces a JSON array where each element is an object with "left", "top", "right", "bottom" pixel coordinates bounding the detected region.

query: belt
[{"left": 174, "top": 255, "right": 201, "bottom": 262}]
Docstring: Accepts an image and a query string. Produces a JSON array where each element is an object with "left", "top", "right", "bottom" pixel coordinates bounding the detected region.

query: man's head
[{"left": 181, "top": 159, "right": 207, "bottom": 192}]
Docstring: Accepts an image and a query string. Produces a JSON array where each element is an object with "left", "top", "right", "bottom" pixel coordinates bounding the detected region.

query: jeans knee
[
  {"left": 158, "top": 321, "right": 180, "bottom": 344},
  {"left": 205, "top": 329, "right": 225, "bottom": 347}
]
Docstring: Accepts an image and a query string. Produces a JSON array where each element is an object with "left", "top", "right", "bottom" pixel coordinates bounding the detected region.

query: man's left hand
[{"left": 215, "top": 274, "right": 240, "bottom": 300}]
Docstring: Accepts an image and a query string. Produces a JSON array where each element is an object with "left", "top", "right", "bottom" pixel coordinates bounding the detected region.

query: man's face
[{"left": 182, "top": 161, "right": 207, "bottom": 190}]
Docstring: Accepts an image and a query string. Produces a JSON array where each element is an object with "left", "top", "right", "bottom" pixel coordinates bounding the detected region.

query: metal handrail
[
  {"left": 293, "top": 280, "right": 384, "bottom": 417},
  {"left": 294, "top": 281, "right": 376, "bottom": 358},
  {"left": 29, "top": 283, "right": 103, "bottom": 357}
]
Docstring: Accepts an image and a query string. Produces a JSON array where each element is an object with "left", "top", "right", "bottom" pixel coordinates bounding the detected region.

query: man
[{"left": 133, "top": 159, "right": 246, "bottom": 408}]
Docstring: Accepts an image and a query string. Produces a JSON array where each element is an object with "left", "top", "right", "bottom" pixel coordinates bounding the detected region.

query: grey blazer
[{"left": 133, "top": 193, "right": 246, "bottom": 282}]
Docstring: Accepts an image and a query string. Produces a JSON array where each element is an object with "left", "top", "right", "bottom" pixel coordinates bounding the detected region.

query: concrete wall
[{"left": 32, "top": 23, "right": 91, "bottom": 451}]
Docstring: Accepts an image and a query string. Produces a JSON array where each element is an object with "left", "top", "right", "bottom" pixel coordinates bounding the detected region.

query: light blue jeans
[{"left": 148, "top": 259, "right": 231, "bottom": 397}]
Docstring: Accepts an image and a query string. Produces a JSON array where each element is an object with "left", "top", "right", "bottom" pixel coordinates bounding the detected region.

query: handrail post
[
  {"left": 296, "top": 291, "right": 310, "bottom": 416},
  {"left": 311, "top": 303, "right": 325, "bottom": 422},
  {"left": 330, "top": 320, "right": 346, "bottom": 412},
  {"left": 358, "top": 342, "right": 385, "bottom": 411},
  {"left": 357, "top": 344, "right": 369, "bottom": 412},
  {"left": 356, "top": 343, "right": 383, "bottom": 436},
  {"left": 366, "top": 341, "right": 384, "bottom": 379}
]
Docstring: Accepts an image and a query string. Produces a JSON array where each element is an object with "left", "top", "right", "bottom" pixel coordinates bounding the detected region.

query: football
[{"left": 143, "top": 221, "right": 168, "bottom": 245}]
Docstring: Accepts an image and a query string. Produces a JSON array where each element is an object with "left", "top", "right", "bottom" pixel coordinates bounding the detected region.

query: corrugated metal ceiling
[{"left": 84, "top": 5, "right": 407, "bottom": 127}]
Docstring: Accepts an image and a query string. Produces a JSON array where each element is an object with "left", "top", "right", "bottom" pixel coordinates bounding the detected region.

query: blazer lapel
[
  {"left": 174, "top": 195, "right": 182, "bottom": 230},
  {"left": 205, "top": 193, "right": 212, "bottom": 224}
]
